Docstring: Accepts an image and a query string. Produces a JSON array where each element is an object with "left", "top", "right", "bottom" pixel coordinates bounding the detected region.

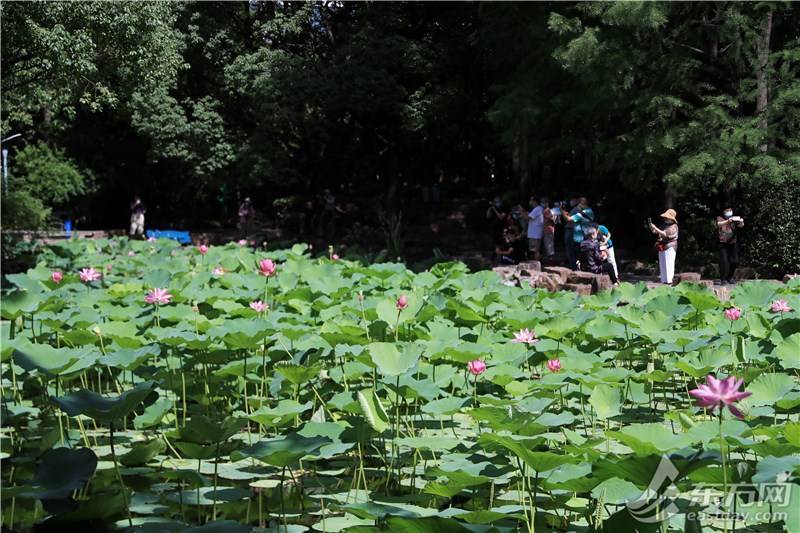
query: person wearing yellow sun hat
[{"left": 648, "top": 208, "right": 679, "bottom": 284}]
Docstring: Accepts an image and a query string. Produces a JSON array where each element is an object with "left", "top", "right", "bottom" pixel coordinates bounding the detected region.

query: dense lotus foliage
[{"left": 1, "top": 238, "right": 799, "bottom": 532}]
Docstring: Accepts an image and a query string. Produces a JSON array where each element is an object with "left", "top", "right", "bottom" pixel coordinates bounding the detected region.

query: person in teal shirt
[{"left": 563, "top": 197, "right": 594, "bottom": 268}]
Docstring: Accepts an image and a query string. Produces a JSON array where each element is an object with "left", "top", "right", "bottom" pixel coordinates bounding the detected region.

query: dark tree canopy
[{"left": 2, "top": 1, "right": 799, "bottom": 271}]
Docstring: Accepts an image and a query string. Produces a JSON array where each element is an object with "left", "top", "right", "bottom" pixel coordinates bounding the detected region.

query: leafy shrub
[
  {"left": 745, "top": 178, "right": 800, "bottom": 278},
  {"left": 0, "top": 142, "right": 93, "bottom": 230}
]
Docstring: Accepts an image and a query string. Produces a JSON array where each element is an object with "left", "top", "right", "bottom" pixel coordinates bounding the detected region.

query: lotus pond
[{"left": 2, "top": 238, "right": 799, "bottom": 532}]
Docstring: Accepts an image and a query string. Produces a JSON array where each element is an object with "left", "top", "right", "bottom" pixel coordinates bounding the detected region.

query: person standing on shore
[
  {"left": 129, "top": 196, "right": 146, "bottom": 239},
  {"left": 649, "top": 208, "right": 679, "bottom": 284},
  {"left": 563, "top": 197, "right": 578, "bottom": 269},
  {"left": 716, "top": 206, "right": 744, "bottom": 284},
  {"left": 563, "top": 197, "right": 594, "bottom": 269},
  {"left": 238, "top": 197, "right": 255, "bottom": 238},
  {"left": 597, "top": 224, "right": 618, "bottom": 278},
  {"left": 541, "top": 197, "right": 556, "bottom": 263},
  {"left": 579, "top": 224, "right": 619, "bottom": 285},
  {"left": 525, "top": 196, "right": 544, "bottom": 261}
]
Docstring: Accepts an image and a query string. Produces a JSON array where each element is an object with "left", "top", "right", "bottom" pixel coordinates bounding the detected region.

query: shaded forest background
[{"left": 2, "top": 1, "right": 799, "bottom": 276}]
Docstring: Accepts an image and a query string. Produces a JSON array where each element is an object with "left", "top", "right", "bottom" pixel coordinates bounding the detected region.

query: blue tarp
[{"left": 146, "top": 229, "right": 192, "bottom": 244}]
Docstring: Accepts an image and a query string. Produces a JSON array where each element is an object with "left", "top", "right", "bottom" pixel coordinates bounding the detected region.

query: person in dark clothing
[
  {"left": 579, "top": 225, "right": 618, "bottom": 285},
  {"left": 563, "top": 197, "right": 578, "bottom": 268},
  {"left": 716, "top": 206, "right": 744, "bottom": 283},
  {"left": 486, "top": 196, "right": 507, "bottom": 245},
  {"left": 494, "top": 213, "right": 526, "bottom": 264},
  {"left": 238, "top": 197, "right": 255, "bottom": 238}
]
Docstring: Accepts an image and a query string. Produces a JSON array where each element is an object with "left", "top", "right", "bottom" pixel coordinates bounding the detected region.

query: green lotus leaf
[
  {"left": 743, "top": 373, "right": 796, "bottom": 407},
  {"left": 590, "top": 477, "right": 642, "bottom": 505},
  {"left": 120, "top": 439, "right": 166, "bottom": 466},
  {"left": 104, "top": 345, "right": 161, "bottom": 370},
  {"left": 478, "top": 433, "right": 576, "bottom": 472},
  {"left": 732, "top": 281, "right": 781, "bottom": 308},
  {"left": 421, "top": 396, "right": 468, "bottom": 416},
  {"left": 606, "top": 423, "right": 695, "bottom": 456},
  {"left": 332, "top": 501, "right": 435, "bottom": 521},
  {"left": 752, "top": 455, "right": 800, "bottom": 484},
  {"left": 589, "top": 383, "right": 623, "bottom": 420},
  {"left": 19, "top": 447, "right": 98, "bottom": 511},
  {"left": 247, "top": 400, "right": 312, "bottom": 427},
  {"left": 178, "top": 414, "right": 247, "bottom": 444},
  {"left": 231, "top": 433, "right": 330, "bottom": 467},
  {"left": 275, "top": 362, "right": 323, "bottom": 385},
  {"left": 357, "top": 388, "right": 390, "bottom": 433},
  {"left": 1, "top": 289, "right": 43, "bottom": 318},
  {"left": 676, "top": 284, "right": 720, "bottom": 312},
  {"left": 365, "top": 342, "right": 422, "bottom": 377},
  {"left": 134, "top": 398, "right": 173, "bottom": 429},
  {"left": 773, "top": 333, "right": 800, "bottom": 369},
  {"left": 10, "top": 340, "right": 82, "bottom": 375},
  {"left": 51, "top": 380, "right": 158, "bottom": 423}
]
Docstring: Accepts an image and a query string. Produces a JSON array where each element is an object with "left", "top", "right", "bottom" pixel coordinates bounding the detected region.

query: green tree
[{"left": 1, "top": 142, "right": 93, "bottom": 229}]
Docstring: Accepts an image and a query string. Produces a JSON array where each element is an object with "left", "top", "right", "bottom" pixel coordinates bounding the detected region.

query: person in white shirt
[{"left": 524, "top": 196, "right": 544, "bottom": 261}]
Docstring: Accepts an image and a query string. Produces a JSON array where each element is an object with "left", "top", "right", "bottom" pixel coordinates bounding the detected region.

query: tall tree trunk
[
  {"left": 664, "top": 181, "right": 676, "bottom": 210},
  {"left": 756, "top": 10, "right": 772, "bottom": 154}
]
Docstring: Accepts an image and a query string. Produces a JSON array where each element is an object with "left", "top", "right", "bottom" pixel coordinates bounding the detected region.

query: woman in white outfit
[{"left": 649, "top": 209, "right": 679, "bottom": 284}]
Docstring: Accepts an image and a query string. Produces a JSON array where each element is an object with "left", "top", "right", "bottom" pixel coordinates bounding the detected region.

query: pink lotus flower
[
  {"left": 258, "top": 258, "right": 277, "bottom": 277},
  {"left": 467, "top": 360, "right": 487, "bottom": 376},
  {"left": 332, "top": 253, "right": 340, "bottom": 261},
  {"left": 238, "top": 239, "right": 248, "bottom": 246},
  {"left": 79, "top": 267, "right": 101, "bottom": 283},
  {"left": 724, "top": 307, "right": 741, "bottom": 321},
  {"left": 511, "top": 328, "right": 538, "bottom": 344},
  {"left": 128, "top": 251, "right": 136, "bottom": 257},
  {"left": 771, "top": 300, "right": 792, "bottom": 313},
  {"left": 51, "top": 271, "right": 63, "bottom": 284},
  {"left": 144, "top": 288, "right": 173, "bottom": 305},
  {"left": 212, "top": 266, "right": 225, "bottom": 277},
  {"left": 198, "top": 244, "right": 209, "bottom": 255},
  {"left": 547, "top": 359, "right": 561, "bottom": 373},
  {"left": 396, "top": 294, "right": 408, "bottom": 310},
  {"left": 689, "top": 375, "right": 751, "bottom": 419},
  {"left": 250, "top": 300, "right": 267, "bottom": 313}
]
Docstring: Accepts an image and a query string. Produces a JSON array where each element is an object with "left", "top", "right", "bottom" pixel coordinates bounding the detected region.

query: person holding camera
[
  {"left": 716, "top": 206, "right": 744, "bottom": 284},
  {"left": 486, "top": 196, "right": 507, "bottom": 244},
  {"left": 579, "top": 224, "right": 619, "bottom": 285},
  {"left": 649, "top": 209, "right": 679, "bottom": 284},
  {"left": 563, "top": 197, "right": 595, "bottom": 269}
]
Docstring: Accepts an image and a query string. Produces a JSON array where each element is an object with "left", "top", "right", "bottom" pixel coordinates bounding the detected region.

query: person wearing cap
[{"left": 649, "top": 209, "right": 679, "bottom": 284}]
